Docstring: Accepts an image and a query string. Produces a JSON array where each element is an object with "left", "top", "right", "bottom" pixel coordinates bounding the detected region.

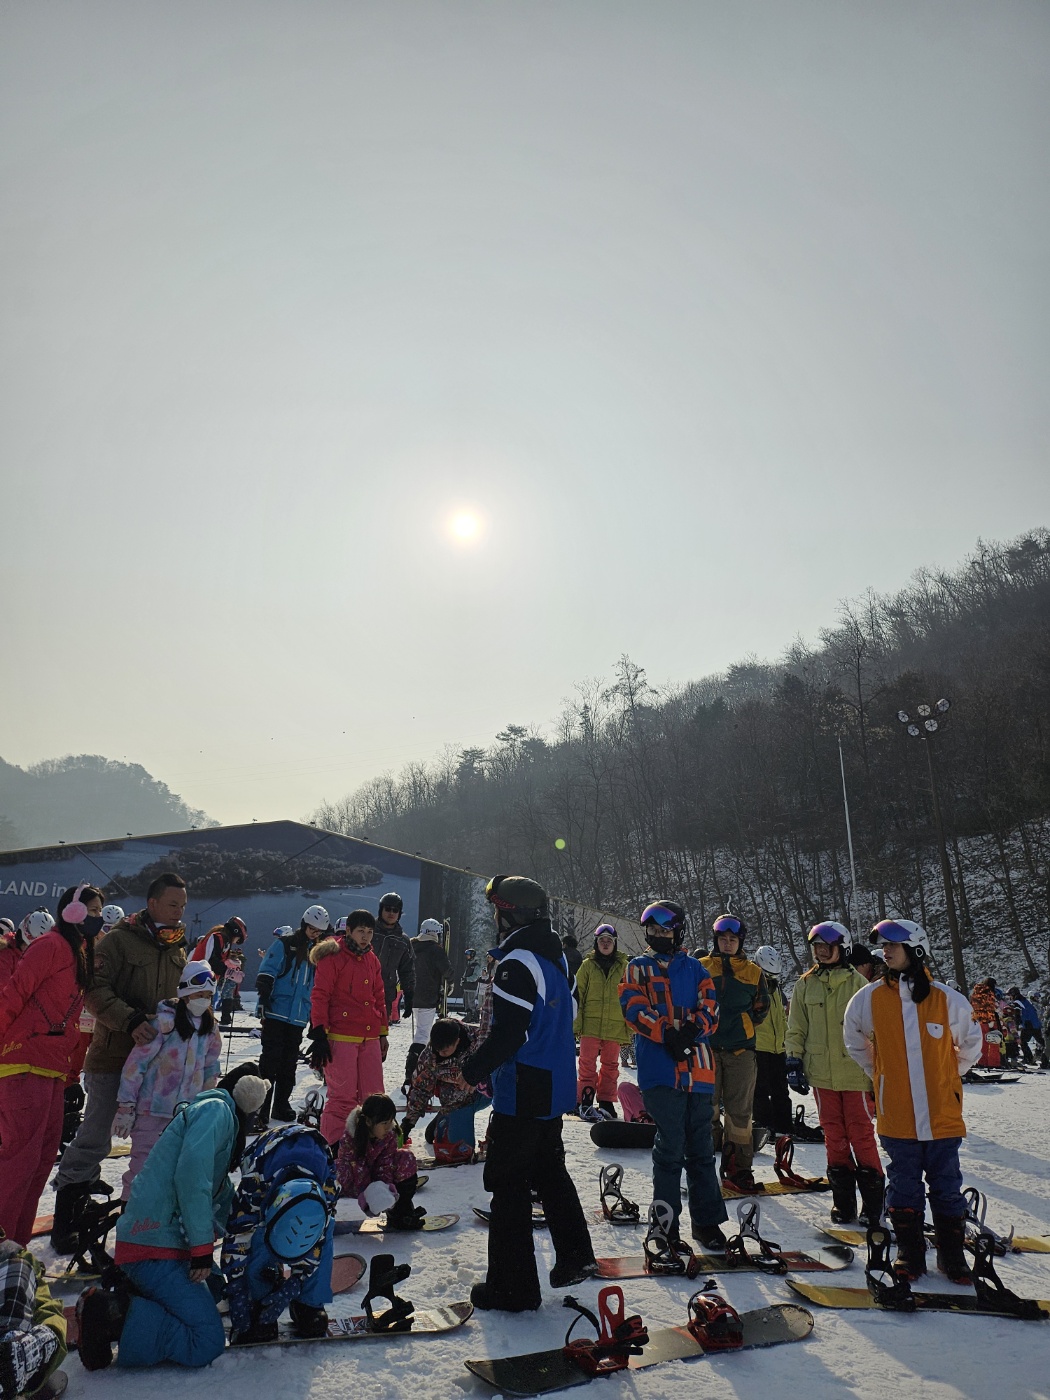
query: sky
[{"left": 1, "top": 1, "right": 1048, "bottom": 828}]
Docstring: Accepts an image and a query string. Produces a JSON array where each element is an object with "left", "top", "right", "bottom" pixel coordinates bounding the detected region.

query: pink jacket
[
  {"left": 309, "top": 937, "right": 387, "bottom": 1040},
  {"left": 336, "top": 1107, "right": 416, "bottom": 1207},
  {"left": 0, "top": 932, "right": 84, "bottom": 1078}
]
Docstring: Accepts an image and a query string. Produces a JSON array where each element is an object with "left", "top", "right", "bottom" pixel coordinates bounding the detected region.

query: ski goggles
[
  {"left": 594, "top": 924, "right": 617, "bottom": 941},
  {"left": 180, "top": 966, "right": 216, "bottom": 990},
  {"left": 807, "top": 922, "right": 849, "bottom": 945},
  {"left": 712, "top": 916, "right": 743, "bottom": 936},
  {"left": 640, "top": 904, "right": 683, "bottom": 931}
]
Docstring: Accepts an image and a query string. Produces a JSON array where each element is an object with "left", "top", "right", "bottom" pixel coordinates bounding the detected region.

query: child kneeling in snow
[
  {"left": 112, "top": 960, "right": 223, "bottom": 1198},
  {"left": 337, "top": 1094, "right": 424, "bottom": 1230},
  {"left": 222, "top": 1122, "right": 338, "bottom": 1344},
  {"left": 0, "top": 1232, "right": 67, "bottom": 1398},
  {"left": 401, "top": 1018, "right": 490, "bottom": 1164}
]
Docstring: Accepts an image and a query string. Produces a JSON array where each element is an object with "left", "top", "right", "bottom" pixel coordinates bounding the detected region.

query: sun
[{"left": 450, "top": 512, "right": 481, "bottom": 542}]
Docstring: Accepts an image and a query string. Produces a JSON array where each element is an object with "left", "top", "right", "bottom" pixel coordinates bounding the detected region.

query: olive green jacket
[
  {"left": 84, "top": 913, "right": 187, "bottom": 1074},
  {"left": 573, "top": 950, "right": 631, "bottom": 1044},
  {"left": 754, "top": 978, "right": 787, "bottom": 1054}
]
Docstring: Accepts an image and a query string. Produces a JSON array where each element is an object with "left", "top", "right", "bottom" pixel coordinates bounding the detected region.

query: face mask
[
  {"left": 81, "top": 915, "right": 105, "bottom": 938},
  {"left": 648, "top": 934, "right": 675, "bottom": 956},
  {"left": 185, "top": 996, "right": 212, "bottom": 1017}
]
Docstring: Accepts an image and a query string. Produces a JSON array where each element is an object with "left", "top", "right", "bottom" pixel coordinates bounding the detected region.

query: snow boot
[
  {"left": 827, "top": 1165, "right": 858, "bottom": 1224},
  {"left": 50, "top": 1180, "right": 106, "bottom": 1256},
  {"left": 888, "top": 1207, "right": 927, "bottom": 1281},
  {"left": 549, "top": 1254, "right": 598, "bottom": 1289},
  {"left": 384, "top": 1177, "right": 426, "bottom": 1230},
  {"left": 75, "top": 1276, "right": 131, "bottom": 1371},
  {"left": 402, "top": 1042, "right": 425, "bottom": 1096},
  {"left": 856, "top": 1167, "right": 885, "bottom": 1227},
  {"left": 469, "top": 1281, "right": 541, "bottom": 1313},
  {"left": 0, "top": 1324, "right": 59, "bottom": 1397},
  {"left": 932, "top": 1214, "right": 972, "bottom": 1285},
  {"left": 289, "top": 1300, "right": 330, "bottom": 1338}
]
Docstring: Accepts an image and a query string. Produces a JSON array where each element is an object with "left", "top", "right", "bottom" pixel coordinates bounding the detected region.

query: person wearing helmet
[
  {"left": 192, "top": 915, "right": 247, "bottom": 987},
  {"left": 1008, "top": 986, "right": 1046, "bottom": 1067},
  {"left": 373, "top": 893, "right": 416, "bottom": 1023},
  {"left": 751, "top": 946, "right": 793, "bottom": 1141},
  {"left": 844, "top": 919, "right": 983, "bottom": 1285},
  {"left": 100, "top": 904, "right": 125, "bottom": 936},
  {"left": 459, "top": 874, "right": 595, "bottom": 1312},
  {"left": 574, "top": 925, "right": 630, "bottom": 1118},
  {"left": 0, "top": 911, "right": 55, "bottom": 992},
  {"left": 620, "top": 901, "right": 727, "bottom": 1252},
  {"left": 254, "top": 906, "right": 331, "bottom": 1124},
  {"left": 698, "top": 914, "right": 770, "bottom": 1193},
  {"left": 785, "top": 921, "right": 883, "bottom": 1226},
  {"left": 0, "top": 918, "right": 14, "bottom": 943},
  {"left": 402, "top": 919, "right": 452, "bottom": 1095}
]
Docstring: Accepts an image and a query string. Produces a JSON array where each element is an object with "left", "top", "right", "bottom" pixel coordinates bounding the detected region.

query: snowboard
[
  {"left": 721, "top": 1177, "right": 830, "bottom": 1198},
  {"left": 355, "top": 1212, "right": 458, "bottom": 1235},
  {"left": 474, "top": 1207, "right": 547, "bottom": 1229},
  {"left": 414, "top": 1152, "right": 483, "bottom": 1171},
  {"left": 596, "top": 1242, "right": 852, "bottom": 1279},
  {"left": 465, "top": 1303, "right": 813, "bottom": 1395},
  {"left": 787, "top": 1277, "right": 1050, "bottom": 1320},
  {"left": 588, "top": 1121, "right": 656, "bottom": 1150},
  {"left": 31, "top": 1214, "right": 53, "bottom": 1239},
  {"left": 331, "top": 1253, "right": 367, "bottom": 1292},
  {"left": 820, "top": 1225, "right": 1050, "bottom": 1255}
]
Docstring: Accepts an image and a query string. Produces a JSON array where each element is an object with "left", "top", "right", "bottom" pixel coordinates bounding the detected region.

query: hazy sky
[{"left": 2, "top": 1, "right": 1048, "bottom": 828}]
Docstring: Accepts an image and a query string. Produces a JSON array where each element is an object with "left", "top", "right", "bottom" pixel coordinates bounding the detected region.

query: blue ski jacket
[{"left": 257, "top": 931, "right": 316, "bottom": 1027}]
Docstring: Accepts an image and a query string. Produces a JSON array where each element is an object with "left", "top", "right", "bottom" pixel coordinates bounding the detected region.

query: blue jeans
[
  {"left": 435, "top": 1093, "right": 490, "bottom": 1148},
  {"left": 642, "top": 1086, "right": 727, "bottom": 1231},
  {"left": 881, "top": 1135, "right": 965, "bottom": 1216},
  {"left": 118, "top": 1259, "right": 226, "bottom": 1368}
]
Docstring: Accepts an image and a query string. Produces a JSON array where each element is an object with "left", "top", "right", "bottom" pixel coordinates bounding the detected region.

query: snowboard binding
[
  {"left": 578, "top": 1087, "right": 614, "bottom": 1124},
  {"left": 599, "top": 1165, "right": 640, "bottom": 1226},
  {"left": 971, "top": 1232, "right": 1048, "bottom": 1320},
  {"left": 773, "top": 1134, "right": 824, "bottom": 1190},
  {"left": 686, "top": 1281, "right": 745, "bottom": 1351},
  {"left": 791, "top": 1105, "right": 825, "bottom": 1143},
  {"left": 562, "top": 1286, "right": 648, "bottom": 1376},
  {"left": 643, "top": 1202, "right": 700, "bottom": 1277},
  {"left": 865, "top": 1226, "right": 916, "bottom": 1311},
  {"left": 72, "top": 1197, "right": 123, "bottom": 1279},
  {"left": 961, "top": 1187, "right": 1015, "bottom": 1256},
  {"left": 297, "top": 1088, "right": 324, "bottom": 1130},
  {"left": 724, "top": 1201, "right": 786, "bottom": 1274},
  {"left": 363, "top": 1253, "right": 415, "bottom": 1332}
]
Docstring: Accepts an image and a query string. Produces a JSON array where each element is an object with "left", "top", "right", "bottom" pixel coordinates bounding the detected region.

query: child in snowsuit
[
  {"left": 785, "top": 922, "right": 884, "bottom": 1225},
  {"left": 309, "top": 911, "right": 388, "bottom": 1144},
  {"left": 336, "top": 1094, "right": 423, "bottom": 1229},
  {"left": 844, "top": 920, "right": 983, "bottom": 1284},
  {"left": 401, "top": 1018, "right": 490, "bottom": 1162},
  {"left": 112, "top": 960, "right": 222, "bottom": 1198},
  {"left": 574, "top": 925, "right": 630, "bottom": 1117},
  {"left": 751, "top": 945, "right": 793, "bottom": 1138},
  {"left": 222, "top": 1122, "right": 338, "bottom": 1343},
  {"left": 402, "top": 919, "right": 452, "bottom": 1093},
  {"left": 255, "top": 906, "right": 331, "bottom": 1124},
  {"left": 0, "top": 1232, "right": 67, "bottom": 1399},
  {"left": 76, "top": 1064, "right": 270, "bottom": 1372}
]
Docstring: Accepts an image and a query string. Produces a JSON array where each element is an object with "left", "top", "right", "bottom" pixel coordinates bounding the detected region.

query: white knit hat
[{"left": 231, "top": 1075, "right": 270, "bottom": 1115}]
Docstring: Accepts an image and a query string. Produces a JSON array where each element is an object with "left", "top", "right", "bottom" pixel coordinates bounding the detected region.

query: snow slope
[{"left": 38, "top": 1017, "right": 1050, "bottom": 1400}]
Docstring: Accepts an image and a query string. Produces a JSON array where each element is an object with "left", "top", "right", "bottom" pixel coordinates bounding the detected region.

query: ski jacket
[
  {"left": 785, "top": 963, "right": 871, "bottom": 1092},
  {"left": 84, "top": 912, "right": 187, "bottom": 1074},
  {"left": 309, "top": 936, "right": 388, "bottom": 1041},
  {"left": 0, "top": 1237, "right": 68, "bottom": 1380},
  {"left": 336, "top": 1107, "right": 417, "bottom": 1207},
  {"left": 404, "top": 1022, "right": 485, "bottom": 1126},
  {"left": 115, "top": 1087, "right": 239, "bottom": 1263},
  {"left": 0, "top": 931, "right": 84, "bottom": 1080},
  {"left": 221, "top": 1123, "right": 338, "bottom": 1332},
  {"left": 619, "top": 949, "right": 718, "bottom": 1093},
  {"left": 192, "top": 928, "right": 232, "bottom": 982},
  {"left": 574, "top": 950, "right": 631, "bottom": 1044},
  {"left": 461, "top": 920, "right": 577, "bottom": 1119},
  {"left": 843, "top": 974, "right": 983, "bottom": 1140},
  {"left": 116, "top": 1000, "right": 222, "bottom": 1119},
  {"left": 372, "top": 924, "right": 415, "bottom": 1013},
  {"left": 256, "top": 930, "right": 316, "bottom": 1027},
  {"left": 562, "top": 944, "right": 583, "bottom": 980},
  {"left": 754, "top": 977, "right": 787, "bottom": 1055},
  {"left": 0, "top": 942, "right": 24, "bottom": 992},
  {"left": 1015, "top": 996, "right": 1042, "bottom": 1032},
  {"left": 411, "top": 936, "right": 452, "bottom": 1009},
  {"left": 698, "top": 952, "right": 769, "bottom": 1052}
]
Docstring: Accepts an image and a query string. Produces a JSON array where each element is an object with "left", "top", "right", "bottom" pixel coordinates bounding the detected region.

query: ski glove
[
  {"left": 308, "top": 1026, "right": 332, "bottom": 1069},
  {"left": 111, "top": 1106, "right": 136, "bottom": 1139},
  {"left": 400, "top": 996, "right": 413, "bottom": 1018},
  {"left": 663, "top": 1021, "right": 700, "bottom": 1061},
  {"left": 785, "top": 1057, "right": 810, "bottom": 1094}
]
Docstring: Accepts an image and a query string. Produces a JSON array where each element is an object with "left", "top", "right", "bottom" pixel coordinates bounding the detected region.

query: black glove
[
  {"left": 785, "top": 1056, "right": 810, "bottom": 1094},
  {"left": 663, "top": 1021, "right": 700, "bottom": 1061},
  {"left": 308, "top": 1026, "right": 332, "bottom": 1069},
  {"left": 401, "top": 995, "right": 413, "bottom": 1018}
]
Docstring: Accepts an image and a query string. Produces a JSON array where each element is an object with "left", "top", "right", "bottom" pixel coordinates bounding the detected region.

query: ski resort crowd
[{"left": 0, "top": 865, "right": 1043, "bottom": 1391}]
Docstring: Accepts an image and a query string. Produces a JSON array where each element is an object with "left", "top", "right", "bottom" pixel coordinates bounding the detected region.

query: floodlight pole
[{"left": 837, "top": 738, "right": 861, "bottom": 933}]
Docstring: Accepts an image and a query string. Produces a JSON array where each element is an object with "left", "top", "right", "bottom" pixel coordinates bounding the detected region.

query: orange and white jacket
[{"left": 843, "top": 974, "right": 982, "bottom": 1141}]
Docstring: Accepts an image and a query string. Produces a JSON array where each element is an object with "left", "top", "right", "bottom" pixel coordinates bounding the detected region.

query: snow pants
[
  {"left": 434, "top": 1092, "right": 489, "bottom": 1148},
  {"left": 258, "top": 1017, "right": 304, "bottom": 1110},
  {"left": 122, "top": 1112, "right": 171, "bottom": 1200},
  {"left": 712, "top": 1048, "right": 757, "bottom": 1168},
  {"left": 813, "top": 1087, "right": 882, "bottom": 1172},
  {"left": 320, "top": 1038, "right": 384, "bottom": 1144},
  {"left": 55, "top": 1070, "right": 119, "bottom": 1189},
  {"left": 411, "top": 1007, "right": 438, "bottom": 1045},
  {"left": 117, "top": 1259, "right": 225, "bottom": 1368},
  {"left": 752, "top": 1051, "right": 794, "bottom": 1135},
  {"left": 576, "top": 1037, "right": 621, "bottom": 1103},
  {"left": 482, "top": 1112, "right": 594, "bottom": 1309},
  {"left": 881, "top": 1135, "right": 965, "bottom": 1217},
  {"left": 617, "top": 1081, "right": 647, "bottom": 1122},
  {"left": 0, "top": 1073, "right": 65, "bottom": 1245},
  {"left": 643, "top": 1086, "right": 728, "bottom": 1234}
]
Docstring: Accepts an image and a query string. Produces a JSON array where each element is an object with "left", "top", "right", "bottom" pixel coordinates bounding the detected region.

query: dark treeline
[{"left": 315, "top": 530, "right": 1050, "bottom": 980}]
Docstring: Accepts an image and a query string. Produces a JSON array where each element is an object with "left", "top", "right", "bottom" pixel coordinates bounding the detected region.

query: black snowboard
[
  {"left": 465, "top": 1303, "right": 813, "bottom": 1394},
  {"left": 589, "top": 1121, "right": 656, "bottom": 1150}
]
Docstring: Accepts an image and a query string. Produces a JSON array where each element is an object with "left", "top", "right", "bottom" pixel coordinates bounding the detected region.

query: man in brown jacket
[{"left": 50, "top": 873, "right": 188, "bottom": 1253}]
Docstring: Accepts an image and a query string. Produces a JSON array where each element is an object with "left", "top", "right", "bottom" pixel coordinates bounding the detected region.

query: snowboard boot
[
  {"left": 692, "top": 1224, "right": 730, "bottom": 1254},
  {"left": 719, "top": 1142, "right": 760, "bottom": 1194},
  {"left": 50, "top": 1180, "right": 106, "bottom": 1256},
  {"left": 856, "top": 1167, "right": 885, "bottom": 1227},
  {"left": 597, "top": 1100, "right": 618, "bottom": 1119},
  {"left": 549, "top": 1253, "right": 598, "bottom": 1289},
  {"left": 888, "top": 1207, "right": 927, "bottom": 1281},
  {"left": 75, "top": 1276, "right": 131, "bottom": 1371},
  {"left": 932, "top": 1213, "right": 973, "bottom": 1285},
  {"left": 827, "top": 1165, "right": 858, "bottom": 1224},
  {"left": 0, "top": 1324, "right": 59, "bottom": 1397},
  {"left": 230, "top": 1318, "right": 280, "bottom": 1346},
  {"left": 384, "top": 1177, "right": 426, "bottom": 1230},
  {"left": 270, "top": 1099, "right": 296, "bottom": 1123},
  {"left": 469, "top": 1281, "right": 541, "bottom": 1313},
  {"left": 288, "top": 1299, "right": 330, "bottom": 1338},
  {"left": 402, "top": 1042, "right": 425, "bottom": 1096}
]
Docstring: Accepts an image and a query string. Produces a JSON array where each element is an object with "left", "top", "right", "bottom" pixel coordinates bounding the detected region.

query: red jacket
[
  {"left": 0, "top": 943, "right": 23, "bottom": 993},
  {"left": 309, "top": 937, "right": 387, "bottom": 1041},
  {"left": 0, "top": 932, "right": 85, "bottom": 1079}
]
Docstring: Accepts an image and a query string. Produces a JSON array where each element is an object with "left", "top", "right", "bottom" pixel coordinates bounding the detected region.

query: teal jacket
[{"left": 115, "top": 1087, "right": 239, "bottom": 1262}]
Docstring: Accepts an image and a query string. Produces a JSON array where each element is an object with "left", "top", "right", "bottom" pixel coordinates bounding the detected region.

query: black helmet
[
  {"left": 485, "top": 874, "right": 548, "bottom": 935},
  {"left": 378, "top": 892, "right": 403, "bottom": 916},
  {"left": 640, "top": 900, "right": 687, "bottom": 952}
]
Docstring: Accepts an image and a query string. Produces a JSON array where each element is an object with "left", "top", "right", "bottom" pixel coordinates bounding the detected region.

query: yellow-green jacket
[
  {"left": 754, "top": 978, "right": 787, "bottom": 1054},
  {"left": 573, "top": 950, "right": 631, "bottom": 1044},
  {"left": 785, "top": 962, "right": 871, "bottom": 1092}
]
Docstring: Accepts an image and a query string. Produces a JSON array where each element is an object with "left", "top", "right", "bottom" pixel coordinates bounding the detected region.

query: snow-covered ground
[{"left": 38, "top": 1017, "right": 1050, "bottom": 1400}]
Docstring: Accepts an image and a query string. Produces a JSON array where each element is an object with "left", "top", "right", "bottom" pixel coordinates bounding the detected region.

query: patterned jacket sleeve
[{"left": 618, "top": 959, "right": 672, "bottom": 1043}]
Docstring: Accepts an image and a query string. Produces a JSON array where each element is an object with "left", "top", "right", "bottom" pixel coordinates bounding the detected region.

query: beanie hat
[
  {"left": 178, "top": 961, "right": 218, "bottom": 999},
  {"left": 231, "top": 1075, "right": 269, "bottom": 1115}
]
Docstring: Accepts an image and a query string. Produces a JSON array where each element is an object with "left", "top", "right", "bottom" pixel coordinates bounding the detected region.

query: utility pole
[
  {"left": 837, "top": 738, "right": 861, "bottom": 933},
  {"left": 897, "top": 699, "right": 968, "bottom": 993}
]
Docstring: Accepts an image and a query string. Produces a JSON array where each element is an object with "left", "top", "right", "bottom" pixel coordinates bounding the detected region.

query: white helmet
[
  {"left": 273, "top": 925, "right": 294, "bottom": 939},
  {"left": 335, "top": 916, "right": 348, "bottom": 933},
  {"left": 101, "top": 904, "right": 124, "bottom": 930},
  {"left": 753, "top": 945, "right": 781, "bottom": 976},
  {"left": 0, "top": 919, "right": 14, "bottom": 936},
  {"left": 807, "top": 920, "right": 853, "bottom": 955},
  {"left": 417, "top": 918, "right": 443, "bottom": 942},
  {"left": 302, "top": 904, "right": 330, "bottom": 933},
  {"left": 872, "top": 919, "right": 930, "bottom": 960},
  {"left": 21, "top": 910, "right": 55, "bottom": 943}
]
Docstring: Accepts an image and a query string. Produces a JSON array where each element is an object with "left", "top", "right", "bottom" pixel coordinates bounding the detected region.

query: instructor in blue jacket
[{"left": 460, "top": 875, "right": 595, "bottom": 1312}]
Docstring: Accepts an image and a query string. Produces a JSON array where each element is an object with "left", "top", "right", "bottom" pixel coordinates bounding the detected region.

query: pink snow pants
[
  {"left": 577, "top": 1037, "right": 621, "bottom": 1103},
  {"left": 0, "top": 1072, "right": 65, "bottom": 1244},
  {"left": 321, "top": 1039, "right": 384, "bottom": 1144},
  {"left": 122, "top": 1112, "right": 172, "bottom": 1200}
]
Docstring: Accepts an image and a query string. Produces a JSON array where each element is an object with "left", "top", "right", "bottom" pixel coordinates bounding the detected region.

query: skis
[
  {"left": 355, "top": 1212, "right": 458, "bottom": 1235},
  {"left": 787, "top": 1277, "right": 1049, "bottom": 1320}
]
